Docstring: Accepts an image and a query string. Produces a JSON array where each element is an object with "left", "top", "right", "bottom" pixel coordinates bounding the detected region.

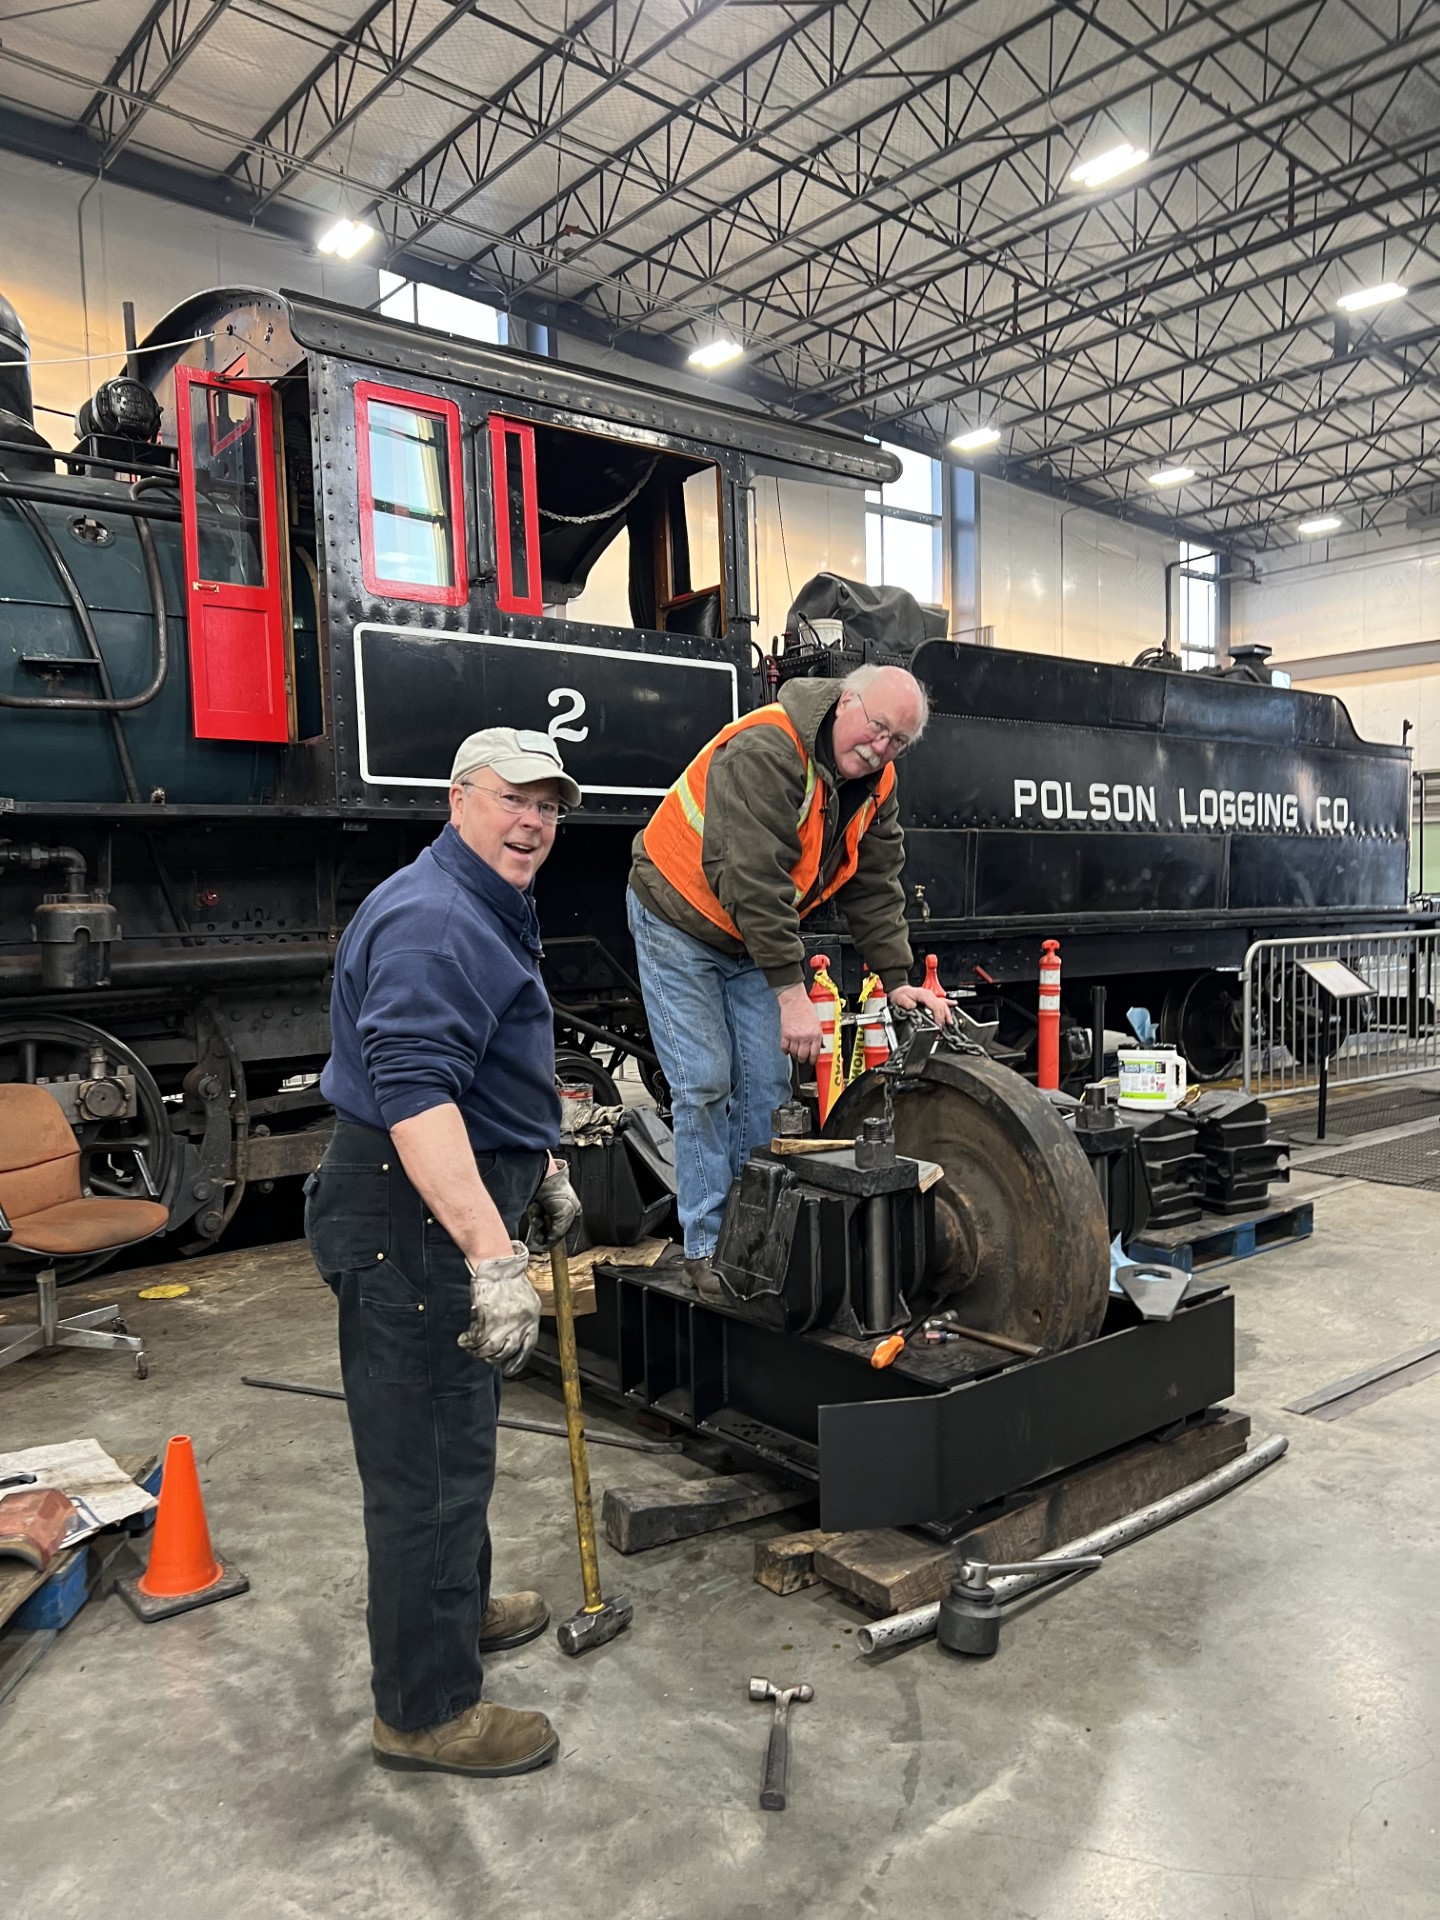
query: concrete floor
[{"left": 1, "top": 1144, "right": 1438, "bottom": 1919}]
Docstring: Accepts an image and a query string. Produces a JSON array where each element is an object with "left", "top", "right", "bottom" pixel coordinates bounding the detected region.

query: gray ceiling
[{"left": 2, "top": 0, "right": 1437, "bottom": 550}]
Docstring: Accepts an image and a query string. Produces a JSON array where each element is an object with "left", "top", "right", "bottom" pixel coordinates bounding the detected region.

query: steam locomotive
[{"left": 0, "top": 284, "right": 1418, "bottom": 1259}]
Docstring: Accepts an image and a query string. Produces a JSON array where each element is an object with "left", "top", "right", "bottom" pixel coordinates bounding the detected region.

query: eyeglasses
[
  {"left": 852, "top": 695, "right": 915, "bottom": 756},
  {"left": 460, "top": 781, "right": 569, "bottom": 823}
]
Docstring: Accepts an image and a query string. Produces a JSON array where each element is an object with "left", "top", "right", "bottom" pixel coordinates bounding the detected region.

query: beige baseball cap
[{"left": 450, "top": 727, "right": 581, "bottom": 808}]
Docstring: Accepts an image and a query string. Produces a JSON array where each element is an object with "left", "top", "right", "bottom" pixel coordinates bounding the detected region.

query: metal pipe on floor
[
  {"left": 238, "top": 1374, "right": 682, "bottom": 1452},
  {"left": 857, "top": 1433, "right": 1289, "bottom": 1655}
]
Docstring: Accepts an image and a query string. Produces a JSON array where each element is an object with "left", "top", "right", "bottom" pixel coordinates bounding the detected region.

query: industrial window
[
  {"left": 866, "top": 442, "right": 943, "bottom": 609},
  {"left": 378, "top": 270, "right": 508, "bottom": 346},
  {"left": 489, "top": 415, "right": 724, "bottom": 636},
  {"left": 189, "top": 384, "right": 265, "bottom": 586},
  {"left": 355, "top": 381, "right": 467, "bottom": 606},
  {"left": 1414, "top": 771, "right": 1440, "bottom": 896},
  {"left": 1178, "top": 543, "right": 1219, "bottom": 671}
]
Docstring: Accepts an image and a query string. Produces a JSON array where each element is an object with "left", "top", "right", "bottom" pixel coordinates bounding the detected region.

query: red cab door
[{"left": 176, "top": 367, "right": 292, "bottom": 742}]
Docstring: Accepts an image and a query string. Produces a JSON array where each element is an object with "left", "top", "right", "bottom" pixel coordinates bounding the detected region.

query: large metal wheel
[
  {"left": 827, "top": 1055, "right": 1111, "bottom": 1350},
  {"left": 1160, "top": 970, "right": 1244, "bottom": 1081},
  {"left": 0, "top": 1016, "right": 177, "bottom": 1287}
]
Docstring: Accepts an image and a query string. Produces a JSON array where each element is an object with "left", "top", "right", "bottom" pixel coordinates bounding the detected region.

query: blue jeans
[
  {"left": 627, "top": 889, "right": 793, "bottom": 1258},
  {"left": 305, "top": 1122, "right": 547, "bottom": 1732}
]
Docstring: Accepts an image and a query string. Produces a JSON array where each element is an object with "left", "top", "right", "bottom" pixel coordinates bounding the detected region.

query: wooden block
[
  {"left": 754, "top": 1528, "right": 845, "bottom": 1595},
  {"left": 602, "top": 1471, "right": 813, "bottom": 1555},
  {"left": 813, "top": 1529, "right": 953, "bottom": 1615},
  {"left": 814, "top": 1410, "right": 1253, "bottom": 1614}
]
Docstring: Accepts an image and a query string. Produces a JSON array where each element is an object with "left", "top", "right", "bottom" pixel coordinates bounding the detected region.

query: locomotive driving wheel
[
  {"left": 826, "top": 1054, "right": 1111, "bottom": 1351},
  {"left": 1160, "top": 970, "right": 1244, "bottom": 1081},
  {"left": 0, "top": 1017, "right": 177, "bottom": 1287}
]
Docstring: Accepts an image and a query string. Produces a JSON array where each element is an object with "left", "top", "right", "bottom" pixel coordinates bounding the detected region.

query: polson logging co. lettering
[{"left": 1012, "top": 779, "right": 1354, "bottom": 832}]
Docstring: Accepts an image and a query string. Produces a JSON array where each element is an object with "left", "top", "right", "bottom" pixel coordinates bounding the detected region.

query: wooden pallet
[
  {"left": 1127, "top": 1199, "right": 1313, "bottom": 1274},
  {"left": 754, "top": 1409, "right": 1251, "bottom": 1613}
]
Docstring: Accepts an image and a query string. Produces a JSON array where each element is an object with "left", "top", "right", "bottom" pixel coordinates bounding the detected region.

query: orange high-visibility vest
[{"left": 641, "top": 704, "right": 896, "bottom": 941}]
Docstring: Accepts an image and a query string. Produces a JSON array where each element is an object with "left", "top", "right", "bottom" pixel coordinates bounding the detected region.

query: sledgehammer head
[{"left": 557, "top": 1592, "right": 634, "bottom": 1657}]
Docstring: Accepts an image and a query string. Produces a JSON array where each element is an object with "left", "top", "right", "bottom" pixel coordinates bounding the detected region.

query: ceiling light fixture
[
  {"left": 1147, "top": 465, "right": 1196, "bottom": 488},
  {"left": 1068, "top": 142, "right": 1149, "bottom": 189},
  {"left": 318, "top": 217, "right": 376, "bottom": 259},
  {"left": 687, "top": 338, "right": 744, "bottom": 370},
  {"left": 949, "top": 426, "right": 1001, "bottom": 453},
  {"left": 1298, "top": 514, "right": 1344, "bottom": 536},
  {"left": 1335, "top": 281, "right": 1407, "bottom": 313}
]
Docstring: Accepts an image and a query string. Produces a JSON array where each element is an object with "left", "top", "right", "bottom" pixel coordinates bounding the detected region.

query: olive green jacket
[{"left": 629, "top": 677, "right": 914, "bottom": 991}]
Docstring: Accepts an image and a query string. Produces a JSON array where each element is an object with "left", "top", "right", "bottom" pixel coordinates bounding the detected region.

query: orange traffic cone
[
  {"left": 809, "top": 954, "right": 846, "bottom": 1124},
  {"left": 921, "top": 952, "right": 945, "bottom": 997},
  {"left": 118, "top": 1434, "right": 249, "bottom": 1622},
  {"left": 857, "top": 970, "right": 892, "bottom": 1074}
]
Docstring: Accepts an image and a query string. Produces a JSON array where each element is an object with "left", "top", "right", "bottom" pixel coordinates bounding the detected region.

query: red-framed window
[
  {"left": 355, "top": 380, "right": 468, "bottom": 606},
  {"left": 488, "top": 414, "right": 543, "bottom": 616}
]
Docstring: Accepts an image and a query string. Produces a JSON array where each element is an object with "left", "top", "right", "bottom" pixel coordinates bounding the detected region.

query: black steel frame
[{"left": 540, "top": 1264, "right": 1236, "bottom": 1532}]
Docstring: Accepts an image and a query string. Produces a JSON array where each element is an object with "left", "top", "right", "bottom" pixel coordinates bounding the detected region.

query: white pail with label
[{"left": 1117, "top": 1046, "right": 1188, "bottom": 1110}]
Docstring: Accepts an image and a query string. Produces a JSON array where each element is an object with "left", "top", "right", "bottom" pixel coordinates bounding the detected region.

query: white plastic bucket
[{"left": 1117, "top": 1046, "right": 1188, "bottom": 1110}]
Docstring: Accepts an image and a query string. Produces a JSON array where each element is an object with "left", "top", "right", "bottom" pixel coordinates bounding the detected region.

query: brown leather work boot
[
  {"left": 372, "top": 1701, "right": 559, "bottom": 1777},
  {"left": 683, "top": 1256, "right": 729, "bottom": 1305},
  {"left": 479, "top": 1590, "right": 550, "bottom": 1652}
]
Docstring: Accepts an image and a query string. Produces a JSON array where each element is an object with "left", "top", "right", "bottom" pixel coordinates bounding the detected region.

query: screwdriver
[{"left": 870, "top": 1312, "right": 928, "bottom": 1369}]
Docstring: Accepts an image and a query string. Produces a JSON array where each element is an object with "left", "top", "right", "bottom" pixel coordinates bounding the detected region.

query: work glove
[
  {"left": 525, "top": 1164, "right": 583, "bottom": 1251},
  {"left": 458, "top": 1241, "right": 542, "bottom": 1377}
]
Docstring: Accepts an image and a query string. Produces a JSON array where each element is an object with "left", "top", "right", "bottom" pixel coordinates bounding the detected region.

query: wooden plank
[
  {"left": 812, "top": 1530, "right": 952, "bottom": 1615},
  {"left": 814, "top": 1411, "right": 1252, "bottom": 1615},
  {"left": 952, "top": 1410, "right": 1251, "bottom": 1568},
  {"left": 602, "top": 1471, "right": 813, "bottom": 1555},
  {"left": 753, "top": 1528, "right": 844, "bottom": 1595}
]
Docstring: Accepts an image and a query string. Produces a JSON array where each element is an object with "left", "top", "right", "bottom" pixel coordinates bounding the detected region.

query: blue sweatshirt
[{"left": 321, "top": 824, "right": 560, "bottom": 1152}]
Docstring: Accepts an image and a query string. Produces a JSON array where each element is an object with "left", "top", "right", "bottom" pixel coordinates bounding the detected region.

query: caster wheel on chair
[
  {"left": 134, "top": 1353, "right": 149, "bottom": 1380},
  {"left": 113, "top": 1317, "right": 129, "bottom": 1335}
]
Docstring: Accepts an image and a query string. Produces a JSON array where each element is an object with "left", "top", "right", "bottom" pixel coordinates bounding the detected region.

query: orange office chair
[{"left": 0, "top": 1083, "right": 170, "bottom": 1378}]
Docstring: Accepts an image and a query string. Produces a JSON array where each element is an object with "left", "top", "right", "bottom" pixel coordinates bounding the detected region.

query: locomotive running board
[{"left": 534, "top": 1270, "right": 1235, "bottom": 1534}]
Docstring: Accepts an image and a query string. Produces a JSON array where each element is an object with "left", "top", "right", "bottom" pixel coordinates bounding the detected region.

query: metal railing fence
[{"left": 1241, "top": 929, "right": 1440, "bottom": 1100}]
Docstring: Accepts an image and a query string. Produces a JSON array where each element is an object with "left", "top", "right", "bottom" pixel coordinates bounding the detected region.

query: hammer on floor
[
  {"left": 549, "top": 1240, "right": 634, "bottom": 1656},
  {"left": 749, "top": 1676, "right": 813, "bottom": 1811}
]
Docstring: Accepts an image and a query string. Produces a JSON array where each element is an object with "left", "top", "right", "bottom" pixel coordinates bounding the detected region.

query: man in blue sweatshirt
[{"left": 306, "top": 726, "right": 582, "bottom": 1779}]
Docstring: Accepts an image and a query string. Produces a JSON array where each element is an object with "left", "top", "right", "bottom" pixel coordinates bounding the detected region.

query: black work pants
[{"left": 305, "top": 1121, "right": 547, "bottom": 1732}]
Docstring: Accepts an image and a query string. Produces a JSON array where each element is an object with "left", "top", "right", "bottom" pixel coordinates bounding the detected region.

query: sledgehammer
[{"left": 549, "top": 1240, "right": 634, "bottom": 1656}]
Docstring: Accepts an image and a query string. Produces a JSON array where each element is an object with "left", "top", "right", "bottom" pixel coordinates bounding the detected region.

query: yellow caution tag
[{"left": 137, "top": 1283, "right": 191, "bottom": 1300}]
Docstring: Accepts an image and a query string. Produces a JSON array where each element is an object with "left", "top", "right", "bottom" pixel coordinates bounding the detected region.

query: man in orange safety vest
[{"left": 627, "top": 663, "right": 950, "bottom": 1301}]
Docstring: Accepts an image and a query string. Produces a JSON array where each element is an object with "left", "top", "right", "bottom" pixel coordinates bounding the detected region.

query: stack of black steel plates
[
  {"left": 1123, "top": 1108, "right": 1205, "bottom": 1228},
  {"left": 1188, "top": 1091, "right": 1290, "bottom": 1214}
]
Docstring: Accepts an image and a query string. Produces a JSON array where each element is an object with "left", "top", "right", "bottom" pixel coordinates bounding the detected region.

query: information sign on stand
[{"left": 1296, "top": 957, "right": 1376, "bottom": 1139}]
